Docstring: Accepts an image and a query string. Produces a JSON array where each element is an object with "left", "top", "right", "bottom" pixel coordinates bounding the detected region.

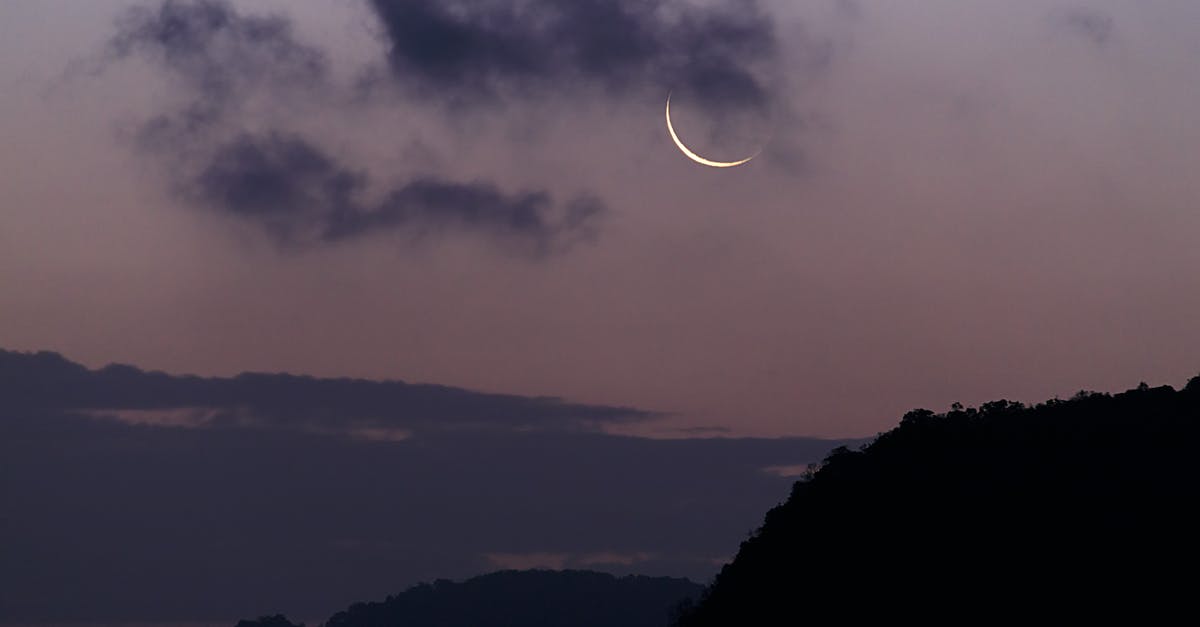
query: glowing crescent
[{"left": 665, "top": 92, "right": 761, "bottom": 168}]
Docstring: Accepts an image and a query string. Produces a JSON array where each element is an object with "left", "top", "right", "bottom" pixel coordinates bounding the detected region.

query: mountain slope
[{"left": 678, "top": 377, "right": 1200, "bottom": 624}]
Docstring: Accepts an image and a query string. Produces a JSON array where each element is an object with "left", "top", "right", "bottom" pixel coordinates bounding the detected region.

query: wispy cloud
[{"left": 1052, "top": 7, "right": 1117, "bottom": 48}]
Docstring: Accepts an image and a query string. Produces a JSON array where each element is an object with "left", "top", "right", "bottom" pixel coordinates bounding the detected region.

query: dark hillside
[{"left": 679, "top": 378, "right": 1200, "bottom": 623}]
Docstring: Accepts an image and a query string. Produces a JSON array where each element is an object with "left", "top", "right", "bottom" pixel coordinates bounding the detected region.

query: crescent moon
[{"left": 665, "top": 92, "right": 762, "bottom": 168}]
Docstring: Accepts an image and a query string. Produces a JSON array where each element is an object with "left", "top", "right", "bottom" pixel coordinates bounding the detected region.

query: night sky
[{"left": 2, "top": 1, "right": 1199, "bottom": 624}]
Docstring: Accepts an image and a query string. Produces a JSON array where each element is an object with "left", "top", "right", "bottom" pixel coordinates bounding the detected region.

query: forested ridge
[{"left": 678, "top": 377, "right": 1200, "bottom": 623}]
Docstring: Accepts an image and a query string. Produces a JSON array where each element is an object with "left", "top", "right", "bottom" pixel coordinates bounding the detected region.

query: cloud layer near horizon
[
  {"left": 0, "top": 348, "right": 651, "bottom": 434},
  {"left": 0, "top": 348, "right": 853, "bottom": 623}
]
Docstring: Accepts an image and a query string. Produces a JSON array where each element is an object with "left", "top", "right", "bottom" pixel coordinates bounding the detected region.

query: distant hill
[
  {"left": 235, "top": 570, "right": 702, "bottom": 627},
  {"left": 678, "top": 377, "right": 1200, "bottom": 623}
]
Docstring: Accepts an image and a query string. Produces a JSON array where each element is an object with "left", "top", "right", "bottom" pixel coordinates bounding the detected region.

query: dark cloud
[
  {"left": 329, "top": 180, "right": 604, "bottom": 251},
  {"left": 190, "top": 132, "right": 603, "bottom": 253},
  {"left": 0, "top": 348, "right": 645, "bottom": 435},
  {"left": 366, "top": 0, "right": 783, "bottom": 111},
  {"left": 108, "top": 1, "right": 606, "bottom": 254},
  {"left": 111, "top": 0, "right": 328, "bottom": 107},
  {"left": 1055, "top": 8, "right": 1116, "bottom": 47},
  {"left": 193, "top": 132, "right": 361, "bottom": 237},
  {"left": 0, "top": 348, "right": 859, "bottom": 623},
  {"left": 111, "top": 0, "right": 327, "bottom": 151}
]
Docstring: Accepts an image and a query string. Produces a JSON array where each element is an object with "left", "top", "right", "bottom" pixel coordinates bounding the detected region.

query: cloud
[
  {"left": 0, "top": 348, "right": 648, "bottom": 435},
  {"left": 111, "top": 0, "right": 327, "bottom": 109},
  {"left": 190, "top": 132, "right": 361, "bottom": 240},
  {"left": 111, "top": 0, "right": 327, "bottom": 150},
  {"left": 1054, "top": 8, "right": 1116, "bottom": 47},
  {"left": 187, "top": 131, "right": 603, "bottom": 252},
  {"left": 328, "top": 178, "right": 604, "bottom": 253},
  {"left": 0, "top": 381, "right": 858, "bottom": 622},
  {"left": 365, "top": 0, "right": 784, "bottom": 112},
  {"left": 108, "top": 1, "right": 605, "bottom": 254}
]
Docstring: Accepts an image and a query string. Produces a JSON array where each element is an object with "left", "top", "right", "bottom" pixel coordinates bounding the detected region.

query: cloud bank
[
  {"left": 0, "top": 348, "right": 648, "bottom": 435},
  {"left": 0, "top": 347, "right": 856, "bottom": 624}
]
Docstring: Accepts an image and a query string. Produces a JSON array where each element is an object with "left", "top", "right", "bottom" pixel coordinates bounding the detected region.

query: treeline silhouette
[
  {"left": 236, "top": 570, "right": 700, "bottom": 627},
  {"left": 677, "top": 377, "right": 1200, "bottom": 624}
]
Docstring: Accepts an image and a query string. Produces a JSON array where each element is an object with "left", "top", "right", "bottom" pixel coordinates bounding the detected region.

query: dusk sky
[
  {"left": 3, "top": 0, "right": 1199, "bottom": 438},
  {"left": 3, "top": 1, "right": 1200, "bottom": 625}
]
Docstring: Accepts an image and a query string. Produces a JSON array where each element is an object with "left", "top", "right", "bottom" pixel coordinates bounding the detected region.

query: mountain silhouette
[
  {"left": 677, "top": 377, "right": 1200, "bottom": 624},
  {"left": 234, "top": 570, "right": 701, "bottom": 627}
]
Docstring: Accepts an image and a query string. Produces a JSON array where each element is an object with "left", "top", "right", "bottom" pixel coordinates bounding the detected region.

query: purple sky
[{"left": 2, "top": 0, "right": 1199, "bottom": 438}]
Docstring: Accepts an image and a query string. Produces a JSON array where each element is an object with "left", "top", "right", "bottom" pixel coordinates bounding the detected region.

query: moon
[{"left": 665, "top": 92, "right": 763, "bottom": 168}]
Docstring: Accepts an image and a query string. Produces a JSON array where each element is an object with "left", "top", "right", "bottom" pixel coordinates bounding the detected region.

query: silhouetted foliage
[
  {"left": 678, "top": 377, "right": 1200, "bottom": 624},
  {"left": 321, "top": 570, "right": 701, "bottom": 627}
]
